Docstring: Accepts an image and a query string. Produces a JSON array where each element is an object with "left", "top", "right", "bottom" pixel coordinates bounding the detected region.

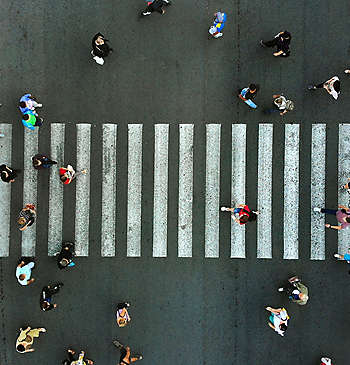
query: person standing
[
  {"left": 308, "top": 76, "right": 340, "bottom": 100},
  {"left": 313, "top": 206, "right": 350, "bottom": 230},
  {"left": 238, "top": 84, "right": 259, "bottom": 108},
  {"left": 19, "top": 93, "right": 43, "bottom": 114},
  {"left": 16, "top": 260, "right": 35, "bottom": 286},
  {"left": 264, "top": 94, "right": 294, "bottom": 115},
  {"left": 59, "top": 165, "right": 87, "bottom": 185},
  {"left": 208, "top": 11, "right": 227, "bottom": 38},
  {"left": 260, "top": 31, "right": 291, "bottom": 57},
  {"left": 55, "top": 242, "right": 76, "bottom": 269},
  {"left": 265, "top": 307, "right": 289, "bottom": 337},
  {"left": 40, "top": 283, "right": 64, "bottom": 311},
  {"left": 116, "top": 302, "right": 131, "bottom": 328},
  {"left": 113, "top": 340, "right": 143, "bottom": 364},
  {"left": 18, "top": 204, "right": 36, "bottom": 231},
  {"left": 0, "top": 164, "right": 19, "bottom": 183},
  {"left": 16, "top": 327, "right": 46, "bottom": 353},
  {"left": 141, "top": 0, "right": 171, "bottom": 16},
  {"left": 278, "top": 276, "right": 309, "bottom": 305},
  {"left": 91, "top": 33, "right": 113, "bottom": 65},
  {"left": 32, "top": 154, "right": 57, "bottom": 169}
]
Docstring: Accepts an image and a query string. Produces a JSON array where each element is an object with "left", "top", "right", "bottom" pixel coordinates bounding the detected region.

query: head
[
  {"left": 42, "top": 301, "right": 50, "bottom": 310},
  {"left": 18, "top": 217, "right": 26, "bottom": 225},
  {"left": 239, "top": 215, "right": 249, "bottom": 224},
  {"left": 333, "top": 80, "right": 340, "bottom": 92},
  {"left": 346, "top": 217, "right": 350, "bottom": 223},
  {"left": 60, "top": 174, "right": 68, "bottom": 183},
  {"left": 59, "top": 258, "right": 69, "bottom": 267},
  {"left": 19, "top": 101, "right": 26, "bottom": 108},
  {"left": 280, "top": 323, "right": 287, "bottom": 332},
  {"left": 19, "top": 274, "right": 26, "bottom": 281},
  {"left": 16, "top": 344, "right": 26, "bottom": 353},
  {"left": 281, "top": 31, "right": 291, "bottom": 40},
  {"left": 96, "top": 36, "right": 104, "bottom": 45},
  {"left": 23, "top": 114, "right": 30, "bottom": 121},
  {"left": 249, "top": 83, "right": 259, "bottom": 92}
]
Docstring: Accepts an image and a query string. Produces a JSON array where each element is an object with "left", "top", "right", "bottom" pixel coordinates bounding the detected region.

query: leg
[
  {"left": 320, "top": 208, "right": 337, "bottom": 215},
  {"left": 119, "top": 348, "right": 127, "bottom": 363},
  {"left": 315, "top": 82, "right": 325, "bottom": 88},
  {"left": 130, "top": 355, "right": 143, "bottom": 362},
  {"left": 34, "top": 117, "right": 43, "bottom": 127},
  {"left": 261, "top": 38, "right": 278, "bottom": 47}
]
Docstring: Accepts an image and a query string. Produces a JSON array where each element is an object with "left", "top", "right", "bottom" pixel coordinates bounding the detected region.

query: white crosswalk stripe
[{"left": 0, "top": 122, "right": 347, "bottom": 259}]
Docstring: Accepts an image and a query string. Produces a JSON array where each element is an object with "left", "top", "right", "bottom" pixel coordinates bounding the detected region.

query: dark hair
[
  {"left": 239, "top": 215, "right": 249, "bottom": 224},
  {"left": 280, "top": 323, "right": 287, "bottom": 332},
  {"left": 42, "top": 301, "right": 50, "bottom": 310},
  {"left": 23, "top": 114, "right": 29, "bottom": 121},
  {"left": 60, "top": 175, "right": 67, "bottom": 182},
  {"left": 333, "top": 80, "right": 340, "bottom": 92},
  {"left": 346, "top": 217, "right": 350, "bottom": 223},
  {"left": 282, "top": 31, "right": 291, "bottom": 39},
  {"left": 248, "top": 213, "right": 257, "bottom": 222},
  {"left": 19, "top": 101, "right": 26, "bottom": 108},
  {"left": 16, "top": 344, "right": 25, "bottom": 352},
  {"left": 249, "top": 83, "right": 259, "bottom": 92}
]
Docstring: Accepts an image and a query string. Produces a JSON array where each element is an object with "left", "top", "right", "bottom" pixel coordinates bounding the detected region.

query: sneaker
[
  {"left": 260, "top": 40, "right": 266, "bottom": 47},
  {"left": 252, "top": 210, "right": 260, "bottom": 215},
  {"left": 313, "top": 207, "right": 321, "bottom": 212},
  {"left": 40, "top": 328, "right": 47, "bottom": 332},
  {"left": 308, "top": 85, "right": 316, "bottom": 90},
  {"left": 138, "top": 356, "right": 143, "bottom": 360},
  {"left": 163, "top": 0, "right": 171, "bottom": 3},
  {"left": 278, "top": 287, "right": 284, "bottom": 292},
  {"left": 345, "top": 70, "right": 350, "bottom": 74},
  {"left": 37, "top": 103, "right": 43, "bottom": 108},
  {"left": 142, "top": 11, "right": 151, "bottom": 15},
  {"left": 221, "top": 207, "right": 230, "bottom": 211},
  {"left": 91, "top": 50, "right": 95, "bottom": 56},
  {"left": 334, "top": 253, "right": 342, "bottom": 259},
  {"left": 125, "top": 302, "right": 130, "bottom": 307}
]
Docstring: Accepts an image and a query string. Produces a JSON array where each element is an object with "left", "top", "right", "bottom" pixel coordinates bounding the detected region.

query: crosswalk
[{"left": 0, "top": 122, "right": 348, "bottom": 259}]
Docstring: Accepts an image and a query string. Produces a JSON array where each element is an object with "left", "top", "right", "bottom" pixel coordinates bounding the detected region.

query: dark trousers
[
  {"left": 262, "top": 38, "right": 278, "bottom": 47},
  {"left": 34, "top": 117, "right": 43, "bottom": 126},
  {"left": 321, "top": 208, "right": 337, "bottom": 215},
  {"left": 315, "top": 82, "right": 326, "bottom": 89}
]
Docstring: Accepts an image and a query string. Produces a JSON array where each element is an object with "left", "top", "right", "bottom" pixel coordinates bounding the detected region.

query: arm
[
  {"left": 280, "top": 109, "right": 288, "bottom": 116},
  {"left": 325, "top": 223, "right": 341, "bottom": 230},
  {"left": 273, "top": 50, "right": 284, "bottom": 57}
]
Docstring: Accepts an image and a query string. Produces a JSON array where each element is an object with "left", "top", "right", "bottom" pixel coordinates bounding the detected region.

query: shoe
[
  {"left": 37, "top": 103, "right": 43, "bottom": 108},
  {"left": 40, "top": 328, "right": 47, "bottom": 332},
  {"left": 278, "top": 287, "right": 284, "bottom": 292},
  {"left": 260, "top": 40, "right": 266, "bottom": 47},
  {"left": 221, "top": 207, "right": 230, "bottom": 211},
  {"left": 313, "top": 207, "right": 321, "bottom": 212},
  {"left": 125, "top": 302, "right": 130, "bottom": 307},
  {"left": 345, "top": 70, "right": 350, "bottom": 74},
  {"left": 308, "top": 85, "right": 316, "bottom": 90},
  {"left": 142, "top": 11, "right": 151, "bottom": 15},
  {"left": 334, "top": 253, "right": 342, "bottom": 259},
  {"left": 163, "top": 0, "right": 171, "bottom": 4},
  {"left": 138, "top": 355, "right": 143, "bottom": 360},
  {"left": 91, "top": 50, "right": 95, "bottom": 56}
]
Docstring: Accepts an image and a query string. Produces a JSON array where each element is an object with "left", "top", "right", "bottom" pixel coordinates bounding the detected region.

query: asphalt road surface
[{"left": 0, "top": 1, "right": 350, "bottom": 364}]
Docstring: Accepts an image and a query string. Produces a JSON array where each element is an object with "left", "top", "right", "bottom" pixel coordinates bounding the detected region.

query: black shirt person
[
  {"left": 40, "top": 283, "right": 63, "bottom": 311},
  {"left": 0, "top": 164, "right": 18, "bottom": 183},
  {"left": 32, "top": 154, "right": 57, "bottom": 169},
  {"left": 56, "top": 242, "right": 76, "bottom": 269},
  {"left": 260, "top": 31, "right": 291, "bottom": 57},
  {"left": 91, "top": 33, "right": 112, "bottom": 58}
]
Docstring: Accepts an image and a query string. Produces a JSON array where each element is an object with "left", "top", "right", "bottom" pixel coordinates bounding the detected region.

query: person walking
[
  {"left": 113, "top": 340, "right": 143, "bottom": 364},
  {"left": 59, "top": 165, "right": 87, "bottom": 185},
  {"left": 32, "top": 154, "right": 57, "bottom": 169},
  {"left": 308, "top": 76, "right": 340, "bottom": 100},
  {"left": 264, "top": 94, "right": 294, "bottom": 115},
  {"left": 55, "top": 242, "right": 76, "bottom": 269},
  {"left": 91, "top": 33, "right": 113, "bottom": 65},
  {"left": 16, "top": 327, "right": 46, "bottom": 353},
  {"left": 116, "top": 302, "right": 131, "bottom": 328},
  {"left": 221, "top": 204, "right": 259, "bottom": 225},
  {"left": 208, "top": 11, "right": 227, "bottom": 39},
  {"left": 16, "top": 259, "right": 35, "bottom": 286},
  {"left": 313, "top": 206, "right": 350, "bottom": 230},
  {"left": 18, "top": 204, "right": 36, "bottom": 231},
  {"left": 260, "top": 31, "right": 291, "bottom": 57},
  {"left": 278, "top": 276, "right": 309, "bottom": 305},
  {"left": 0, "top": 164, "right": 19, "bottom": 183},
  {"left": 22, "top": 110, "right": 43, "bottom": 130},
  {"left": 62, "top": 349, "right": 94, "bottom": 365},
  {"left": 265, "top": 307, "right": 289, "bottom": 337},
  {"left": 141, "top": 0, "right": 171, "bottom": 16},
  {"left": 19, "top": 93, "right": 43, "bottom": 114},
  {"left": 238, "top": 84, "right": 259, "bottom": 108},
  {"left": 40, "top": 283, "right": 64, "bottom": 311}
]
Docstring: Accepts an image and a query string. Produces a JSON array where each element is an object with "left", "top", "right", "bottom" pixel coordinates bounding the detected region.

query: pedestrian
[
  {"left": 40, "top": 283, "right": 64, "bottom": 311},
  {"left": 278, "top": 276, "right": 309, "bottom": 305},
  {"left": 265, "top": 306, "right": 289, "bottom": 337},
  {"left": 32, "top": 154, "right": 57, "bottom": 169},
  {"left": 141, "top": 0, "right": 171, "bottom": 16},
  {"left": 59, "top": 165, "right": 87, "bottom": 185},
  {"left": 91, "top": 33, "right": 113, "bottom": 65},
  {"left": 313, "top": 206, "right": 350, "bottom": 230},
  {"left": 55, "top": 242, "right": 76, "bottom": 269},
  {"left": 0, "top": 164, "right": 19, "bottom": 183},
  {"left": 260, "top": 31, "right": 291, "bottom": 57},
  {"left": 264, "top": 94, "right": 294, "bottom": 115},
  {"left": 221, "top": 204, "right": 259, "bottom": 225},
  {"left": 62, "top": 349, "right": 94, "bottom": 365},
  {"left": 116, "top": 302, "right": 131, "bottom": 328},
  {"left": 238, "top": 84, "right": 259, "bottom": 108},
  {"left": 113, "top": 340, "right": 143, "bottom": 364},
  {"left": 19, "top": 93, "right": 43, "bottom": 114},
  {"left": 208, "top": 11, "right": 227, "bottom": 39},
  {"left": 320, "top": 357, "right": 333, "bottom": 365},
  {"left": 16, "top": 327, "right": 46, "bottom": 353},
  {"left": 334, "top": 248, "right": 350, "bottom": 263},
  {"left": 308, "top": 76, "right": 340, "bottom": 100},
  {"left": 16, "top": 259, "right": 35, "bottom": 286},
  {"left": 22, "top": 110, "right": 43, "bottom": 130},
  {"left": 18, "top": 204, "right": 36, "bottom": 231}
]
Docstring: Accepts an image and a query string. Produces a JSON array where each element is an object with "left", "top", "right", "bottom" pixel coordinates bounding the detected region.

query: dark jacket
[
  {"left": 92, "top": 33, "right": 111, "bottom": 58},
  {"left": 57, "top": 242, "right": 76, "bottom": 269}
]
